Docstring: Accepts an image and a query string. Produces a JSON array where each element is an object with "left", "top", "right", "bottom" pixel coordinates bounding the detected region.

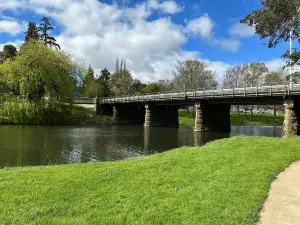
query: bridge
[{"left": 74, "top": 83, "right": 300, "bottom": 137}]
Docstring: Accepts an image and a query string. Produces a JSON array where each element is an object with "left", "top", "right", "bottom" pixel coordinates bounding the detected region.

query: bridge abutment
[
  {"left": 194, "top": 102, "right": 231, "bottom": 132},
  {"left": 144, "top": 103, "right": 179, "bottom": 128},
  {"left": 112, "top": 104, "right": 145, "bottom": 124}
]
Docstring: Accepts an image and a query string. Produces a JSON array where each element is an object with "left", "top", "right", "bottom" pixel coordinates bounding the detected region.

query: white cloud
[
  {"left": 211, "top": 38, "right": 241, "bottom": 53},
  {"left": 0, "top": 20, "right": 23, "bottom": 35},
  {"left": 186, "top": 14, "right": 214, "bottom": 39},
  {"left": 229, "top": 22, "right": 255, "bottom": 38},
  {"left": 186, "top": 14, "right": 241, "bottom": 53},
  {"left": 0, "top": 0, "right": 257, "bottom": 84},
  {"left": 147, "top": 0, "right": 183, "bottom": 14}
]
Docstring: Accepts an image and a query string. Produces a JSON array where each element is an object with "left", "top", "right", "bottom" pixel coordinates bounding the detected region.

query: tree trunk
[
  {"left": 237, "top": 105, "right": 240, "bottom": 118},
  {"left": 250, "top": 106, "right": 253, "bottom": 121},
  {"left": 274, "top": 105, "right": 277, "bottom": 119},
  {"left": 186, "top": 106, "right": 189, "bottom": 115}
]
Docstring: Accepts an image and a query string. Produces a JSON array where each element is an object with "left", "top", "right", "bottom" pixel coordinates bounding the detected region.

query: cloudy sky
[{"left": 0, "top": 0, "right": 296, "bottom": 84}]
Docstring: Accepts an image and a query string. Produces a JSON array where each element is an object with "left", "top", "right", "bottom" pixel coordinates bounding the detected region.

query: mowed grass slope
[
  {"left": 1, "top": 137, "right": 300, "bottom": 225},
  {"left": 179, "top": 109, "right": 284, "bottom": 127}
]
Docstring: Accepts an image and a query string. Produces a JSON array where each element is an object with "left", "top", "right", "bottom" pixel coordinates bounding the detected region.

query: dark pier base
[
  {"left": 112, "top": 104, "right": 145, "bottom": 124},
  {"left": 144, "top": 104, "right": 179, "bottom": 128},
  {"left": 194, "top": 102, "right": 231, "bottom": 132}
]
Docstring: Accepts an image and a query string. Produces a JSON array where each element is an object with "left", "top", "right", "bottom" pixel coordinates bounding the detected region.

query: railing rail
[{"left": 98, "top": 83, "right": 300, "bottom": 104}]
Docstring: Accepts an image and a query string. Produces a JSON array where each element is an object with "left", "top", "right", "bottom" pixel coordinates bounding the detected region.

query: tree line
[{"left": 0, "top": 17, "right": 77, "bottom": 124}]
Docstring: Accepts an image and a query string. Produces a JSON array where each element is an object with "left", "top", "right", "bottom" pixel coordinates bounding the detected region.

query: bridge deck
[{"left": 99, "top": 84, "right": 300, "bottom": 104}]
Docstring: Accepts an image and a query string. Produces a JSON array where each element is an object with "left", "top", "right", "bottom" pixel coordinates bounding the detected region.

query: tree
[
  {"left": 242, "top": 62, "right": 268, "bottom": 86},
  {"left": 242, "top": 62, "right": 268, "bottom": 120},
  {"left": 172, "top": 60, "right": 217, "bottom": 91},
  {"left": 223, "top": 66, "right": 244, "bottom": 117},
  {"left": 25, "top": 22, "right": 40, "bottom": 42},
  {"left": 38, "top": 17, "right": 60, "bottom": 49},
  {"left": 132, "top": 79, "right": 145, "bottom": 93},
  {"left": 110, "top": 70, "right": 133, "bottom": 96},
  {"left": 286, "top": 72, "right": 300, "bottom": 83},
  {"left": 0, "top": 40, "right": 78, "bottom": 123},
  {"left": 110, "top": 58, "right": 133, "bottom": 96},
  {"left": 265, "top": 71, "right": 284, "bottom": 85},
  {"left": 83, "top": 65, "right": 98, "bottom": 98},
  {"left": 0, "top": 45, "right": 17, "bottom": 63},
  {"left": 97, "top": 68, "right": 111, "bottom": 97},
  {"left": 265, "top": 71, "right": 284, "bottom": 118},
  {"left": 241, "top": 0, "right": 300, "bottom": 64},
  {"left": 223, "top": 66, "right": 244, "bottom": 88},
  {"left": 142, "top": 83, "right": 161, "bottom": 94}
]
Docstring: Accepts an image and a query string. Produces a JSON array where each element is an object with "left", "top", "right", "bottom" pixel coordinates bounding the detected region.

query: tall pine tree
[{"left": 38, "top": 17, "right": 60, "bottom": 49}]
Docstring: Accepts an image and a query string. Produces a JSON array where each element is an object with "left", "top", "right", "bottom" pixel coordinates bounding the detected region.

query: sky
[{"left": 0, "top": 0, "right": 296, "bottom": 84}]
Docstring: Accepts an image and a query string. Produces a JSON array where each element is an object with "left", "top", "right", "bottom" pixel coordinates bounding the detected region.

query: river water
[{"left": 0, "top": 125, "right": 282, "bottom": 168}]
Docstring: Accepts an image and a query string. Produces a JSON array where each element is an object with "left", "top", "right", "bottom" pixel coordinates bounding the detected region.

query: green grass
[
  {"left": 179, "top": 109, "right": 284, "bottom": 127},
  {"left": 1, "top": 136, "right": 300, "bottom": 224}
]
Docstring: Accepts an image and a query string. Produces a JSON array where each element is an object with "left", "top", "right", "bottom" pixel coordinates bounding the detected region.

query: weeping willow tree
[{"left": 0, "top": 40, "right": 80, "bottom": 124}]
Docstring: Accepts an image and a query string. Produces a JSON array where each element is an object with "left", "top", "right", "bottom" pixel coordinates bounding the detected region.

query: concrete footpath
[{"left": 259, "top": 161, "right": 300, "bottom": 225}]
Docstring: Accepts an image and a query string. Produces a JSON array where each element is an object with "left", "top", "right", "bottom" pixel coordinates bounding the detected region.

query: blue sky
[{"left": 0, "top": 0, "right": 294, "bottom": 83}]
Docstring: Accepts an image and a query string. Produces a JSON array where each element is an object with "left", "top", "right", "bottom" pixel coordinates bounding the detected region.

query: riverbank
[
  {"left": 0, "top": 105, "right": 113, "bottom": 126},
  {"left": 179, "top": 109, "right": 284, "bottom": 127},
  {"left": 1, "top": 136, "right": 299, "bottom": 224}
]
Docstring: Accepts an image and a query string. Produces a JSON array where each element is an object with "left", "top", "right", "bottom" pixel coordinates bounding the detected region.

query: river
[{"left": 0, "top": 125, "right": 282, "bottom": 168}]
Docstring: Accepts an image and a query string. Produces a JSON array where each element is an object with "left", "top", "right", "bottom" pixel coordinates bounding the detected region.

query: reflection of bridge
[{"left": 74, "top": 84, "right": 300, "bottom": 137}]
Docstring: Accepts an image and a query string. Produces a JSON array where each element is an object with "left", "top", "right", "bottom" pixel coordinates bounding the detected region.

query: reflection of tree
[{"left": 0, "top": 126, "right": 63, "bottom": 168}]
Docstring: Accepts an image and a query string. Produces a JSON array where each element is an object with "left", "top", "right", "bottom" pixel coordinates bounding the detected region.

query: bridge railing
[{"left": 98, "top": 82, "right": 300, "bottom": 104}]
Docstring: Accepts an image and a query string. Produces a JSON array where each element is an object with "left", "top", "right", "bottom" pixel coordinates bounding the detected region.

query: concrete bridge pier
[
  {"left": 112, "top": 104, "right": 145, "bottom": 124},
  {"left": 283, "top": 98, "right": 299, "bottom": 137},
  {"left": 194, "top": 102, "right": 231, "bottom": 132},
  {"left": 144, "top": 103, "right": 179, "bottom": 128}
]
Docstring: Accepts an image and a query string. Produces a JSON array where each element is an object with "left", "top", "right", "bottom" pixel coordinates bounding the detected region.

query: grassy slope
[
  {"left": 179, "top": 109, "right": 284, "bottom": 127},
  {"left": 1, "top": 136, "right": 300, "bottom": 225}
]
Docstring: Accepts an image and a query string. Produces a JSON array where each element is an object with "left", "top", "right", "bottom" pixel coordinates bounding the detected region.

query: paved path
[{"left": 259, "top": 161, "right": 300, "bottom": 225}]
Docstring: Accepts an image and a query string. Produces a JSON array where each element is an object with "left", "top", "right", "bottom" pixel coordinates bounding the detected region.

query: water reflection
[{"left": 0, "top": 125, "right": 282, "bottom": 168}]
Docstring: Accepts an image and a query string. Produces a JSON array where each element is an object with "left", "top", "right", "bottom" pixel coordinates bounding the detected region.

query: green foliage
[
  {"left": 82, "top": 65, "right": 99, "bottom": 98},
  {"left": 179, "top": 109, "right": 283, "bottom": 127},
  {"left": 1, "top": 137, "right": 300, "bottom": 224},
  {"left": 110, "top": 69, "right": 133, "bottom": 96},
  {"left": 265, "top": 72, "right": 284, "bottom": 84},
  {"left": 0, "top": 45, "right": 17, "bottom": 63},
  {"left": 96, "top": 68, "right": 111, "bottom": 97},
  {"left": 142, "top": 83, "right": 161, "bottom": 94},
  {"left": 0, "top": 40, "right": 79, "bottom": 124},
  {"left": 286, "top": 72, "right": 300, "bottom": 83},
  {"left": 132, "top": 79, "right": 145, "bottom": 93},
  {"left": 241, "top": 0, "right": 300, "bottom": 48},
  {"left": 241, "top": 0, "right": 300, "bottom": 64},
  {"left": 25, "top": 22, "right": 40, "bottom": 42},
  {"left": 38, "top": 17, "right": 61, "bottom": 49}
]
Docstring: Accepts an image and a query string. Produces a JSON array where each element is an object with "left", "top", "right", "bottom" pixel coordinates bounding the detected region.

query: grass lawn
[
  {"left": 1, "top": 136, "right": 300, "bottom": 224},
  {"left": 179, "top": 109, "right": 284, "bottom": 127}
]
